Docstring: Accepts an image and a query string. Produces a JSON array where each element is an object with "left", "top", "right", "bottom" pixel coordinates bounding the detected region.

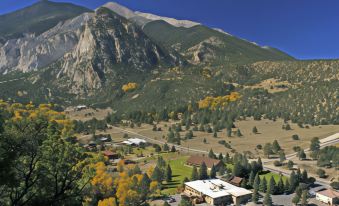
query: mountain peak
[{"left": 101, "top": 2, "right": 136, "bottom": 19}]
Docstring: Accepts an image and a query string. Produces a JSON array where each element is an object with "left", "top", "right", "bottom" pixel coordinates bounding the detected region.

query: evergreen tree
[
  {"left": 300, "top": 190, "right": 308, "bottom": 206},
  {"left": 264, "top": 143, "right": 273, "bottom": 158},
  {"left": 268, "top": 176, "right": 276, "bottom": 194},
  {"left": 218, "top": 153, "right": 223, "bottom": 160},
  {"left": 252, "top": 189, "right": 259, "bottom": 204},
  {"left": 179, "top": 198, "right": 193, "bottom": 206},
  {"left": 272, "top": 140, "right": 281, "bottom": 153},
  {"left": 279, "top": 151, "right": 286, "bottom": 162},
  {"left": 289, "top": 171, "right": 298, "bottom": 192},
  {"left": 287, "top": 160, "right": 294, "bottom": 170},
  {"left": 285, "top": 178, "right": 291, "bottom": 194},
  {"left": 241, "top": 178, "right": 247, "bottom": 188},
  {"left": 252, "top": 126, "right": 258, "bottom": 134},
  {"left": 301, "top": 170, "right": 308, "bottom": 183},
  {"left": 298, "top": 149, "right": 306, "bottom": 160},
  {"left": 208, "top": 149, "right": 216, "bottom": 159},
  {"left": 163, "top": 143, "right": 169, "bottom": 152},
  {"left": 170, "top": 145, "right": 176, "bottom": 152},
  {"left": 165, "top": 164, "right": 172, "bottom": 182},
  {"left": 232, "top": 161, "right": 242, "bottom": 177},
  {"left": 213, "top": 131, "right": 217, "bottom": 138},
  {"left": 226, "top": 128, "right": 232, "bottom": 137},
  {"left": 191, "top": 166, "right": 199, "bottom": 181},
  {"left": 257, "top": 157, "right": 263, "bottom": 172},
  {"left": 199, "top": 162, "right": 208, "bottom": 180},
  {"left": 310, "top": 137, "right": 320, "bottom": 152},
  {"left": 151, "top": 166, "right": 164, "bottom": 182},
  {"left": 210, "top": 165, "right": 216, "bottom": 178},
  {"left": 277, "top": 176, "right": 285, "bottom": 194},
  {"left": 218, "top": 164, "right": 226, "bottom": 176},
  {"left": 260, "top": 177, "right": 267, "bottom": 193},
  {"left": 292, "top": 193, "right": 300, "bottom": 206},
  {"left": 140, "top": 173, "right": 151, "bottom": 202},
  {"left": 253, "top": 173, "right": 260, "bottom": 191},
  {"left": 248, "top": 171, "right": 255, "bottom": 187},
  {"left": 263, "top": 190, "right": 273, "bottom": 206}
]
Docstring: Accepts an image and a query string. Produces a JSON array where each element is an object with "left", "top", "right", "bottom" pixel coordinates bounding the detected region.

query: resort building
[
  {"left": 316, "top": 189, "right": 339, "bottom": 206},
  {"left": 186, "top": 155, "right": 223, "bottom": 170},
  {"left": 184, "top": 179, "right": 252, "bottom": 206}
]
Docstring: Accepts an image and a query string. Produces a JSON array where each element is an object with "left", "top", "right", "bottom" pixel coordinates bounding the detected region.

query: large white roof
[
  {"left": 185, "top": 179, "right": 252, "bottom": 198},
  {"left": 123, "top": 138, "right": 147, "bottom": 145}
]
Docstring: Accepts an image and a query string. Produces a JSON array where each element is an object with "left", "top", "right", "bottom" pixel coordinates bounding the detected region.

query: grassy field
[
  {"left": 259, "top": 171, "right": 287, "bottom": 182},
  {"left": 162, "top": 156, "right": 191, "bottom": 195}
]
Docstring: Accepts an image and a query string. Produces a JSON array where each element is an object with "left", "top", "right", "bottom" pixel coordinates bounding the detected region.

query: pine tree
[
  {"left": 191, "top": 166, "right": 199, "bottom": 181},
  {"left": 218, "top": 153, "right": 223, "bottom": 160},
  {"left": 218, "top": 160, "right": 226, "bottom": 175},
  {"left": 264, "top": 143, "right": 273, "bottom": 158},
  {"left": 268, "top": 176, "right": 276, "bottom": 194},
  {"left": 252, "top": 126, "right": 258, "bottom": 134},
  {"left": 292, "top": 193, "right": 300, "bottom": 205},
  {"left": 210, "top": 165, "right": 217, "bottom": 178},
  {"left": 213, "top": 131, "right": 217, "bottom": 138},
  {"left": 300, "top": 190, "right": 308, "bottom": 206},
  {"left": 272, "top": 140, "right": 281, "bottom": 153},
  {"left": 285, "top": 178, "right": 291, "bottom": 194},
  {"left": 249, "top": 171, "right": 255, "bottom": 187},
  {"left": 232, "top": 161, "right": 242, "bottom": 177},
  {"left": 252, "top": 189, "right": 259, "bottom": 204},
  {"left": 165, "top": 164, "right": 172, "bottom": 182},
  {"left": 277, "top": 176, "right": 285, "bottom": 194},
  {"left": 151, "top": 166, "right": 164, "bottom": 182},
  {"left": 171, "top": 145, "right": 176, "bottom": 152},
  {"left": 260, "top": 177, "right": 267, "bottom": 193},
  {"left": 140, "top": 173, "right": 151, "bottom": 201},
  {"left": 163, "top": 143, "right": 169, "bottom": 152},
  {"left": 199, "top": 162, "right": 208, "bottom": 180},
  {"left": 208, "top": 149, "right": 216, "bottom": 159},
  {"left": 253, "top": 173, "right": 260, "bottom": 191},
  {"left": 279, "top": 151, "right": 286, "bottom": 162},
  {"left": 257, "top": 157, "right": 263, "bottom": 172},
  {"left": 289, "top": 171, "right": 298, "bottom": 192},
  {"left": 241, "top": 178, "right": 247, "bottom": 188},
  {"left": 298, "top": 149, "right": 306, "bottom": 160},
  {"left": 263, "top": 189, "right": 273, "bottom": 206}
]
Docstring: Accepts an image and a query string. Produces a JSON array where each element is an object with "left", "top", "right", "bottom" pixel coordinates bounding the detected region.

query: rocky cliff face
[
  {"left": 0, "top": 13, "right": 93, "bottom": 74},
  {"left": 49, "top": 7, "right": 183, "bottom": 95}
]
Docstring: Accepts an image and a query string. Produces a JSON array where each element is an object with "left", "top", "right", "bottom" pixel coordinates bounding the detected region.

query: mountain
[
  {"left": 102, "top": 2, "right": 200, "bottom": 28},
  {"left": 102, "top": 2, "right": 293, "bottom": 65},
  {"left": 0, "top": 12, "right": 93, "bottom": 73},
  {"left": 0, "top": 0, "right": 91, "bottom": 43},
  {"left": 143, "top": 20, "right": 294, "bottom": 64},
  {"left": 36, "top": 7, "right": 183, "bottom": 95}
]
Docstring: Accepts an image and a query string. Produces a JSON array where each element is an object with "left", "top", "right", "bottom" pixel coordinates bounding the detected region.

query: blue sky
[{"left": 1, "top": 0, "right": 339, "bottom": 60}]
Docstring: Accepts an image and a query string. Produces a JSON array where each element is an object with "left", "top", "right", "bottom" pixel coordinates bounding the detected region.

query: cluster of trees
[
  {"left": 317, "top": 146, "right": 338, "bottom": 168},
  {"left": 73, "top": 118, "right": 108, "bottom": 134},
  {"left": 122, "top": 82, "right": 138, "bottom": 92},
  {"left": 263, "top": 140, "right": 285, "bottom": 159},
  {"left": 198, "top": 92, "right": 240, "bottom": 110},
  {"left": 0, "top": 102, "right": 97, "bottom": 205}
]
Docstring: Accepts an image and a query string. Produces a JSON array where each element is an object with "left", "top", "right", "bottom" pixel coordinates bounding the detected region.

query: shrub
[
  {"left": 273, "top": 160, "right": 282, "bottom": 167},
  {"left": 317, "top": 169, "right": 326, "bottom": 178},
  {"left": 292, "top": 134, "right": 299, "bottom": 140}
]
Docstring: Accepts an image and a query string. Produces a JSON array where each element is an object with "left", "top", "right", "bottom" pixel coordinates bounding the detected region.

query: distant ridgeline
[{"left": 0, "top": 1, "right": 338, "bottom": 126}]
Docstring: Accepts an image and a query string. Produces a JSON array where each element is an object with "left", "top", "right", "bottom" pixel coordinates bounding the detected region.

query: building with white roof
[
  {"left": 184, "top": 179, "right": 252, "bottom": 206},
  {"left": 122, "top": 138, "right": 147, "bottom": 146}
]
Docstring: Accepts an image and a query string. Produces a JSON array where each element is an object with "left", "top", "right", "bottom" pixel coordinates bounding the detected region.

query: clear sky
[{"left": 1, "top": 0, "right": 339, "bottom": 60}]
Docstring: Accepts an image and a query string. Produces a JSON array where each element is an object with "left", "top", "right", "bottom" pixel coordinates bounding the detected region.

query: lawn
[
  {"left": 161, "top": 156, "right": 191, "bottom": 195},
  {"left": 259, "top": 171, "right": 288, "bottom": 183}
]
